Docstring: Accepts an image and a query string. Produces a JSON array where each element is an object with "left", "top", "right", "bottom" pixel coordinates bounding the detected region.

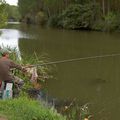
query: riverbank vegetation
[
  {"left": 0, "top": 0, "right": 7, "bottom": 28},
  {"left": 0, "top": 97, "right": 66, "bottom": 120},
  {"left": 0, "top": 47, "right": 64, "bottom": 120},
  {"left": 0, "top": 47, "right": 53, "bottom": 93},
  {"left": 0, "top": 48, "right": 91, "bottom": 120},
  {"left": 0, "top": 47, "right": 92, "bottom": 120},
  {"left": 0, "top": 0, "right": 20, "bottom": 28},
  {"left": 17, "top": 0, "right": 120, "bottom": 32}
]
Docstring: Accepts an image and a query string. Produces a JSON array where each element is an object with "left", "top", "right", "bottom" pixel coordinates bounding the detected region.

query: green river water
[{"left": 1, "top": 23, "right": 120, "bottom": 119}]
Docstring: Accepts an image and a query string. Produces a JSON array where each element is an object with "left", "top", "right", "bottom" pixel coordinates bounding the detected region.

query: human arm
[{"left": 9, "top": 60, "right": 26, "bottom": 72}]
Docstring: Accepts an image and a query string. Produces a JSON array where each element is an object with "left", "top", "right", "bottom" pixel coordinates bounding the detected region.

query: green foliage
[
  {"left": 0, "top": 97, "right": 66, "bottom": 120},
  {"left": 18, "top": 0, "right": 37, "bottom": 16},
  {"left": 74, "top": 0, "right": 95, "bottom": 4},
  {"left": 80, "top": 104, "right": 90, "bottom": 120},
  {"left": 21, "top": 52, "right": 54, "bottom": 82},
  {"left": 0, "top": 47, "right": 54, "bottom": 94},
  {"left": 48, "top": 15, "right": 61, "bottom": 27},
  {"left": 43, "top": 0, "right": 63, "bottom": 16},
  {"left": 92, "top": 12, "right": 120, "bottom": 32},
  {"left": 60, "top": 101, "right": 91, "bottom": 120},
  {"left": 0, "top": 0, "right": 7, "bottom": 28},
  {"left": 5, "top": 4, "right": 21, "bottom": 21},
  {"left": 35, "top": 11, "right": 48, "bottom": 25},
  {"left": 50, "top": 3, "right": 101, "bottom": 29},
  {"left": 17, "top": 0, "right": 120, "bottom": 31},
  {"left": 102, "top": 12, "right": 120, "bottom": 32}
]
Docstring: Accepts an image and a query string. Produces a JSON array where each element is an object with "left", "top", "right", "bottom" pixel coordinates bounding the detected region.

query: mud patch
[{"left": 0, "top": 116, "right": 7, "bottom": 120}]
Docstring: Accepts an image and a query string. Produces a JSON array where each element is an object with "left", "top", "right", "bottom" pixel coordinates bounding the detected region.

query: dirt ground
[{"left": 0, "top": 117, "right": 7, "bottom": 120}]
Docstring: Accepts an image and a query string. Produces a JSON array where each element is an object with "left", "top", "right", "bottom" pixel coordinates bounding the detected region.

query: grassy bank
[
  {"left": 0, "top": 97, "right": 66, "bottom": 120},
  {"left": 0, "top": 47, "right": 54, "bottom": 93},
  {"left": 0, "top": 48, "right": 65, "bottom": 120},
  {"left": 0, "top": 48, "right": 91, "bottom": 120}
]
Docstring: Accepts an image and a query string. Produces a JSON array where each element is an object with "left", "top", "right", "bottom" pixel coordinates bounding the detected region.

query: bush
[
  {"left": 35, "top": 11, "right": 48, "bottom": 25},
  {"left": 48, "top": 15, "right": 59, "bottom": 27},
  {"left": 93, "top": 12, "right": 120, "bottom": 32},
  {"left": 57, "top": 3, "right": 101, "bottom": 29},
  {"left": 0, "top": 47, "right": 54, "bottom": 96},
  {"left": 103, "top": 12, "right": 118, "bottom": 31}
]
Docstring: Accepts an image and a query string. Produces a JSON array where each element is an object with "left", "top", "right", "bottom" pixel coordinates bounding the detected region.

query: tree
[
  {"left": 5, "top": 4, "right": 21, "bottom": 21},
  {"left": 58, "top": 3, "right": 101, "bottom": 29},
  {"left": 18, "top": 0, "right": 38, "bottom": 17},
  {"left": 0, "top": 0, "right": 7, "bottom": 28}
]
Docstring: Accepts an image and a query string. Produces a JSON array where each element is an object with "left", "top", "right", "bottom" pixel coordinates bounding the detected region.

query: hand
[{"left": 22, "top": 67, "right": 27, "bottom": 72}]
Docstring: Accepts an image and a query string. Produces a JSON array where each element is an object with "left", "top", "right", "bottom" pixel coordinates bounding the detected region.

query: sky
[{"left": 5, "top": 0, "right": 18, "bottom": 6}]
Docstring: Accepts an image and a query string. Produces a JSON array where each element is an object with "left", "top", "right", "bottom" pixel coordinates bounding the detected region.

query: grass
[
  {"left": 0, "top": 97, "right": 66, "bottom": 120},
  {"left": 0, "top": 46, "right": 55, "bottom": 93},
  {"left": 0, "top": 47, "right": 91, "bottom": 120},
  {"left": 0, "top": 47, "right": 66, "bottom": 120}
]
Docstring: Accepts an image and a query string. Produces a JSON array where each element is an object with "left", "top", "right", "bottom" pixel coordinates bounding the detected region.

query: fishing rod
[{"left": 24, "top": 53, "right": 120, "bottom": 68}]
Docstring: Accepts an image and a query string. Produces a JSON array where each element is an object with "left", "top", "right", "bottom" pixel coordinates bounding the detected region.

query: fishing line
[{"left": 25, "top": 53, "right": 120, "bottom": 68}]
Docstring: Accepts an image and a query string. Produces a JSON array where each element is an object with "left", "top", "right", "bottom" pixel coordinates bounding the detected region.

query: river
[{"left": 1, "top": 23, "right": 120, "bottom": 119}]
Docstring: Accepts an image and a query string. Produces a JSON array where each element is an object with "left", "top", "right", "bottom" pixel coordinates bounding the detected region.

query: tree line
[
  {"left": 15, "top": 0, "right": 120, "bottom": 31},
  {"left": 0, "top": 0, "right": 7, "bottom": 28},
  {"left": 0, "top": 0, "right": 120, "bottom": 31},
  {"left": 6, "top": 4, "right": 20, "bottom": 22},
  {"left": 0, "top": 0, "right": 20, "bottom": 28}
]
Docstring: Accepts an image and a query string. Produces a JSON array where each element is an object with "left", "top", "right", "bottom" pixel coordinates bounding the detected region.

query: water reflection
[{"left": 0, "top": 29, "right": 29, "bottom": 59}]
